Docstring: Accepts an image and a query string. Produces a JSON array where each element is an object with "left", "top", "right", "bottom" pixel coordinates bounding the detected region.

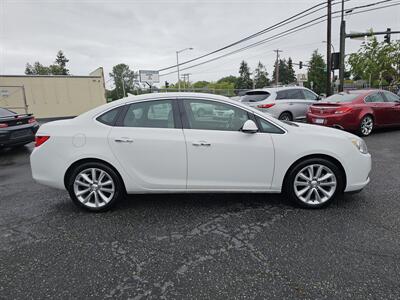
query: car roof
[{"left": 244, "top": 86, "right": 310, "bottom": 94}]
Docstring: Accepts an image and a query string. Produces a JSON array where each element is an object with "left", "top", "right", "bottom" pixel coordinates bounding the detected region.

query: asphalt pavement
[{"left": 0, "top": 129, "right": 399, "bottom": 299}]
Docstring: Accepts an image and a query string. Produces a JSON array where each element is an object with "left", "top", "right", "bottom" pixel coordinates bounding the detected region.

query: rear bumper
[
  {"left": 307, "top": 113, "right": 359, "bottom": 131},
  {"left": 0, "top": 124, "right": 39, "bottom": 147}
]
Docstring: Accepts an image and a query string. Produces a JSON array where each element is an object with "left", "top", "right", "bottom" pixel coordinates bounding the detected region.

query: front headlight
[{"left": 351, "top": 138, "right": 368, "bottom": 154}]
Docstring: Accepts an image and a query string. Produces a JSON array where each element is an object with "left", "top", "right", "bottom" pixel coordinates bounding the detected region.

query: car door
[
  {"left": 108, "top": 99, "right": 187, "bottom": 190},
  {"left": 365, "top": 92, "right": 390, "bottom": 126},
  {"left": 281, "top": 89, "right": 308, "bottom": 120},
  {"left": 382, "top": 91, "right": 400, "bottom": 125},
  {"left": 180, "top": 98, "right": 275, "bottom": 190},
  {"left": 302, "top": 88, "right": 319, "bottom": 110}
]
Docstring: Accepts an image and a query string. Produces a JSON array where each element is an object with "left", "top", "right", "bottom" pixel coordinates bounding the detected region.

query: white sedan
[{"left": 30, "top": 93, "right": 371, "bottom": 212}]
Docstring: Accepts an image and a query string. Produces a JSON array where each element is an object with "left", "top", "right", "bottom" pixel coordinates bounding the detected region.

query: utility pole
[
  {"left": 326, "top": 0, "right": 332, "bottom": 96},
  {"left": 182, "top": 73, "right": 191, "bottom": 90},
  {"left": 273, "top": 49, "right": 283, "bottom": 86},
  {"left": 339, "top": 0, "right": 346, "bottom": 92}
]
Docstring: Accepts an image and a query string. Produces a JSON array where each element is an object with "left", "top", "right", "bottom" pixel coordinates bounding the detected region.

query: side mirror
[{"left": 241, "top": 120, "right": 258, "bottom": 133}]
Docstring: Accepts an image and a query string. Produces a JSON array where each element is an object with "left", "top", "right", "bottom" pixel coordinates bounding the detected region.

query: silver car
[{"left": 240, "top": 87, "right": 320, "bottom": 121}]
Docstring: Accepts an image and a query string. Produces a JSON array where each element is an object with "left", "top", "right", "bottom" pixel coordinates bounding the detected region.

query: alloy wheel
[
  {"left": 73, "top": 168, "right": 115, "bottom": 208},
  {"left": 293, "top": 164, "right": 337, "bottom": 205},
  {"left": 361, "top": 116, "right": 373, "bottom": 136}
]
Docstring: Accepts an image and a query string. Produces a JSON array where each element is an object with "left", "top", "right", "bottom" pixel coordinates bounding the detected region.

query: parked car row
[{"left": 240, "top": 87, "right": 400, "bottom": 136}]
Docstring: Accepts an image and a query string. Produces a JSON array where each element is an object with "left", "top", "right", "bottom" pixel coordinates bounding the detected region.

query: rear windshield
[
  {"left": 324, "top": 93, "right": 360, "bottom": 103},
  {"left": 241, "top": 91, "right": 270, "bottom": 102},
  {"left": 0, "top": 108, "right": 16, "bottom": 118}
]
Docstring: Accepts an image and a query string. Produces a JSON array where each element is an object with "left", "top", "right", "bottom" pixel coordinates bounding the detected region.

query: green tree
[
  {"left": 51, "top": 50, "right": 69, "bottom": 75},
  {"left": 253, "top": 61, "right": 269, "bottom": 88},
  {"left": 272, "top": 58, "right": 296, "bottom": 85},
  {"left": 25, "top": 62, "right": 51, "bottom": 75},
  {"left": 348, "top": 37, "right": 400, "bottom": 86},
  {"left": 305, "top": 50, "right": 327, "bottom": 95},
  {"left": 287, "top": 57, "right": 296, "bottom": 84},
  {"left": 109, "top": 64, "right": 136, "bottom": 99},
  {"left": 217, "top": 75, "right": 238, "bottom": 86},
  {"left": 235, "top": 60, "right": 253, "bottom": 90},
  {"left": 24, "top": 50, "right": 70, "bottom": 75},
  {"left": 192, "top": 80, "right": 210, "bottom": 89}
]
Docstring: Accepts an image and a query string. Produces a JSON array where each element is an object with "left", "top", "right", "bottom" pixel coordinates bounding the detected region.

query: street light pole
[{"left": 176, "top": 47, "right": 193, "bottom": 92}]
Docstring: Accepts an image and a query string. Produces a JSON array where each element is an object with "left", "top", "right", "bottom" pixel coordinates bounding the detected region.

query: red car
[{"left": 307, "top": 89, "right": 400, "bottom": 136}]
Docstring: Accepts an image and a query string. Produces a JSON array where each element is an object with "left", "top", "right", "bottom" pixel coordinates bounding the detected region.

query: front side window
[
  {"left": 302, "top": 89, "right": 318, "bottom": 100},
  {"left": 123, "top": 100, "right": 175, "bottom": 128},
  {"left": 365, "top": 93, "right": 385, "bottom": 103},
  {"left": 183, "top": 99, "right": 249, "bottom": 131}
]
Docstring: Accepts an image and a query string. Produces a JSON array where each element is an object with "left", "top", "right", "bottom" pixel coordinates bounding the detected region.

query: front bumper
[
  {"left": 344, "top": 152, "right": 371, "bottom": 192},
  {"left": 0, "top": 123, "right": 39, "bottom": 147}
]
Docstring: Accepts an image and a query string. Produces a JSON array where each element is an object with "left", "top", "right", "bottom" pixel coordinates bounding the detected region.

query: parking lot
[{"left": 0, "top": 129, "right": 399, "bottom": 299}]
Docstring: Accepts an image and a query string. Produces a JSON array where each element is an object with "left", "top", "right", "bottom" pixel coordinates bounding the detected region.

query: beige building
[{"left": 0, "top": 67, "right": 107, "bottom": 119}]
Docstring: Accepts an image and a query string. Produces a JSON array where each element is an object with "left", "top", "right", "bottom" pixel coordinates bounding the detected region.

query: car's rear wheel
[
  {"left": 279, "top": 112, "right": 292, "bottom": 121},
  {"left": 285, "top": 158, "right": 343, "bottom": 208},
  {"left": 67, "top": 162, "right": 124, "bottom": 212},
  {"left": 359, "top": 115, "right": 374, "bottom": 136}
]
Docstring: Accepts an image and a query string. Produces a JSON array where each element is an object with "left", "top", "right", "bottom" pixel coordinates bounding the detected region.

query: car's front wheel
[
  {"left": 285, "top": 158, "right": 343, "bottom": 208},
  {"left": 359, "top": 115, "right": 374, "bottom": 136},
  {"left": 67, "top": 162, "right": 124, "bottom": 212}
]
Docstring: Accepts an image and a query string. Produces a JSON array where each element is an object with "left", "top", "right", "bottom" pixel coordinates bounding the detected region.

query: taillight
[
  {"left": 334, "top": 107, "right": 353, "bottom": 114},
  {"left": 0, "top": 123, "right": 8, "bottom": 128},
  {"left": 35, "top": 136, "right": 50, "bottom": 147},
  {"left": 28, "top": 117, "right": 36, "bottom": 124},
  {"left": 257, "top": 103, "right": 275, "bottom": 109}
]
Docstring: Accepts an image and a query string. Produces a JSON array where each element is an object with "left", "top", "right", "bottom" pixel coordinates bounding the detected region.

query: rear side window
[
  {"left": 96, "top": 106, "right": 121, "bottom": 126},
  {"left": 365, "top": 93, "right": 385, "bottom": 103},
  {"left": 123, "top": 100, "right": 175, "bottom": 128},
  {"left": 241, "top": 91, "right": 270, "bottom": 102},
  {"left": 326, "top": 93, "right": 360, "bottom": 103},
  {"left": 0, "top": 108, "right": 16, "bottom": 118},
  {"left": 276, "top": 89, "right": 304, "bottom": 100},
  {"left": 255, "top": 116, "right": 284, "bottom": 134}
]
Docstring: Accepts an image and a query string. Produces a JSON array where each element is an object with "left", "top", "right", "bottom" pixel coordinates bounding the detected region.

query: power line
[
  {"left": 160, "top": 0, "right": 399, "bottom": 77},
  {"left": 158, "top": 0, "right": 350, "bottom": 72}
]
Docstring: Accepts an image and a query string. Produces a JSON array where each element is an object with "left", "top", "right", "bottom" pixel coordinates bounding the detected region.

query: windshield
[
  {"left": 0, "top": 108, "right": 16, "bottom": 118},
  {"left": 241, "top": 91, "right": 270, "bottom": 102},
  {"left": 324, "top": 92, "right": 361, "bottom": 103}
]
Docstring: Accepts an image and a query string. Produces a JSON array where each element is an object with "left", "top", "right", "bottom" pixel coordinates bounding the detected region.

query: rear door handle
[
  {"left": 192, "top": 141, "right": 211, "bottom": 147},
  {"left": 115, "top": 138, "right": 133, "bottom": 143}
]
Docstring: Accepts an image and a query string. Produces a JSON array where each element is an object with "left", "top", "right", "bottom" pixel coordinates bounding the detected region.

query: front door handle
[
  {"left": 192, "top": 141, "right": 211, "bottom": 147},
  {"left": 115, "top": 138, "right": 133, "bottom": 143}
]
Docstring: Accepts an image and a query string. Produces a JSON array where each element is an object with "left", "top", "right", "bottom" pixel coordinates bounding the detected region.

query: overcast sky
[{"left": 0, "top": 0, "right": 399, "bottom": 88}]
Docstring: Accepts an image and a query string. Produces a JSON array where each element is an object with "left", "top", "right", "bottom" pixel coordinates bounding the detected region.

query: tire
[
  {"left": 284, "top": 158, "right": 344, "bottom": 209},
  {"left": 279, "top": 112, "right": 292, "bottom": 121},
  {"left": 359, "top": 115, "right": 374, "bottom": 136},
  {"left": 67, "top": 162, "right": 124, "bottom": 212}
]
